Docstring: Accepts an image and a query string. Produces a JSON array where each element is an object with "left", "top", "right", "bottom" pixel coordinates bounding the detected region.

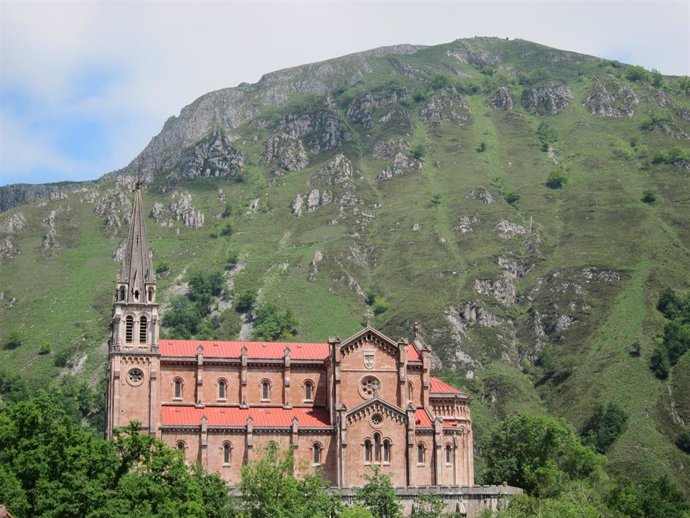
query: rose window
[
  {"left": 360, "top": 376, "right": 381, "bottom": 399},
  {"left": 371, "top": 413, "right": 383, "bottom": 426},
  {"left": 127, "top": 368, "right": 144, "bottom": 386}
]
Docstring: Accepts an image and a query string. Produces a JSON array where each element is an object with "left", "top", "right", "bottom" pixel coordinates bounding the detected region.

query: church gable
[
  {"left": 339, "top": 326, "right": 401, "bottom": 363},
  {"left": 345, "top": 398, "right": 407, "bottom": 426}
]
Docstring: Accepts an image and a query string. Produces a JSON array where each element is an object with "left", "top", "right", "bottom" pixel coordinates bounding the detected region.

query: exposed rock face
[
  {"left": 460, "top": 301, "right": 502, "bottom": 327},
  {"left": 280, "top": 107, "right": 351, "bottom": 153},
  {"left": 169, "top": 191, "right": 204, "bottom": 228},
  {"left": 308, "top": 250, "right": 322, "bottom": 282},
  {"left": 0, "top": 183, "right": 86, "bottom": 213},
  {"left": 373, "top": 138, "right": 410, "bottom": 159},
  {"left": 0, "top": 212, "right": 27, "bottom": 234},
  {"left": 454, "top": 215, "right": 479, "bottom": 234},
  {"left": 474, "top": 277, "right": 517, "bottom": 306},
  {"left": 309, "top": 154, "right": 354, "bottom": 187},
  {"left": 261, "top": 133, "right": 309, "bottom": 172},
  {"left": 376, "top": 153, "right": 423, "bottom": 181},
  {"left": 583, "top": 78, "right": 639, "bottom": 117},
  {"left": 180, "top": 129, "right": 245, "bottom": 179},
  {"left": 42, "top": 209, "right": 59, "bottom": 252},
  {"left": 489, "top": 86, "right": 514, "bottom": 110},
  {"left": 346, "top": 87, "right": 406, "bottom": 128},
  {"left": 521, "top": 83, "right": 573, "bottom": 115},
  {"left": 420, "top": 87, "right": 472, "bottom": 126},
  {"left": 495, "top": 219, "right": 528, "bottom": 239},
  {"left": 467, "top": 189, "right": 494, "bottom": 204},
  {"left": 447, "top": 45, "right": 500, "bottom": 67},
  {"left": 94, "top": 190, "right": 132, "bottom": 232},
  {"left": 291, "top": 189, "right": 333, "bottom": 217}
]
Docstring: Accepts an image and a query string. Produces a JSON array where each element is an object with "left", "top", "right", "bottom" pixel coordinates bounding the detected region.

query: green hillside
[{"left": 1, "top": 37, "right": 689, "bottom": 492}]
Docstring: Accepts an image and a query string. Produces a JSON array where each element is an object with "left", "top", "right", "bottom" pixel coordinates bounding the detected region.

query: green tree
[
  {"left": 606, "top": 476, "right": 689, "bottom": 518},
  {"left": 579, "top": 402, "right": 628, "bottom": 453},
  {"left": 239, "top": 441, "right": 339, "bottom": 518},
  {"left": 545, "top": 169, "right": 568, "bottom": 189},
  {"left": 641, "top": 189, "right": 657, "bottom": 204},
  {"left": 357, "top": 467, "right": 402, "bottom": 518},
  {"left": 411, "top": 493, "right": 447, "bottom": 518},
  {"left": 676, "top": 429, "right": 690, "bottom": 454},
  {"left": 253, "top": 303, "right": 298, "bottom": 341},
  {"left": 235, "top": 289, "right": 257, "bottom": 313},
  {"left": 484, "top": 414, "right": 603, "bottom": 497}
]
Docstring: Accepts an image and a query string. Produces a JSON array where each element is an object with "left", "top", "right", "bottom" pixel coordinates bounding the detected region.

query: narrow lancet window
[
  {"left": 125, "top": 316, "right": 134, "bottom": 343},
  {"left": 139, "top": 316, "right": 147, "bottom": 343}
]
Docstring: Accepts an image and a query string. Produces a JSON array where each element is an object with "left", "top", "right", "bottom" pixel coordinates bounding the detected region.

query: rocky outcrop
[
  {"left": 261, "top": 133, "right": 309, "bottom": 172},
  {"left": 280, "top": 107, "right": 351, "bottom": 154},
  {"left": 474, "top": 277, "right": 517, "bottom": 306},
  {"left": 309, "top": 154, "right": 355, "bottom": 187},
  {"left": 94, "top": 190, "right": 132, "bottom": 231},
  {"left": 454, "top": 215, "right": 479, "bottom": 234},
  {"left": 42, "top": 209, "right": 60, "bottom": 253},
  {"left": 0, "top": 236, "right": 19, "bottom": 261},
  {"left": 420, "top": 87, "right": 472, "bottom": 126},
  {"left": 169, "top": 191, "right": 204, "bottom": 228},
  {"left": 346, "top": 87, "right": 407, "bottom": 128},
  {"left": 373, "top": 139, "right": 411, "bottom": 160},
  {"left": 0, "top": 212, "right": 27, "bottom": 234},
  {"left": 291, "top": 189, "right": 333, "bottom": 217},
  {"left": 583, "top": 78, "right": 639, "bottom": 117},
  {"left": 376, "top": 153, "right": 423, "bottom": 181},
  {"left": 467, "top": 188, "right": 494, "bottom": 204},
  {"left": 489, "top": 86, "right": 514, "bottom": 110},
  {"left": 521, "top": 83, "right": 573, "bottom": 115},
  {"left": 0, "top": 183, "right": 89, "bottom": 213},
  {"left": 447, "top": 45, "right": 500, "bottom": 67},
  {"left": 180, "top": 129, "right": 245, "bottom": 179}
]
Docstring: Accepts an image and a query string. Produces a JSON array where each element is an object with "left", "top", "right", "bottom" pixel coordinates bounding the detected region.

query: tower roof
[{"left": 120, "top": 185, "right": 155, "bottom": 295}]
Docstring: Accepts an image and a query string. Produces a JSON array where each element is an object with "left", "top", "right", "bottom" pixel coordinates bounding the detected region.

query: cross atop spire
[{"left": 119, "top": 184, "right": 155, "bottom": 302}]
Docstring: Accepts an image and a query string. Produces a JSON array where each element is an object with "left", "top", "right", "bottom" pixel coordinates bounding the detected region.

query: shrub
[
  {"left": 235, "top": 289, "right": 257, "bottom": 314},
  {"left": 641, "top": 189, "right": 657, "bottom": 204},
  {"left": 410, "top": 143, "right": 426, "bottom": 161},
  {"left": 357, "top": 467, "right": 402, "bottom": 518},
  {"left": 579, "top": 402, "right": 628, "bottom": 453},
  {"left": 430, "top": 193, "right": 442, "bottom": 206},
  {"left": 226, "top": 250, "right": 239, "bottom": 270},
  {"left": 430, "top": 74, "right": 451, "bottom": 91},
  {"left": 650, "top": 346, "right": 670, "bottom": 379},
  {"left": 546, "top": 169, "right": 568, "bottom": 189},
  {"left": 537, "top": 122, "right": 558, "bottom": 151},
  {"left": 476, "top": 142, "right": 487, "bottom": 153},
  {"left": 220, "top": 222, "right": 233, "bottom": 237},
  {"left": 504, "top": 190, "right": 521, "bottom": 206},
  {"left": 253, "top": 303, "right": 298, "bottom": 341},
  {"left": 676, "top": 429, "right": 690, "bottom": 454},
  {"left": 155, "top": 261, "right": 171, "bottom": 275},
  {"left": 38, "top": 342, "right": 51, "bottom": 355},
  {"left": 625, "top": 65, "right": 651, "bottom": 83}
]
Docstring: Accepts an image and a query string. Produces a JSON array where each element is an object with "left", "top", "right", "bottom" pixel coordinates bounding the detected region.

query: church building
[{"left": 105, "top": 186, "right": 474, "bottom": 488}]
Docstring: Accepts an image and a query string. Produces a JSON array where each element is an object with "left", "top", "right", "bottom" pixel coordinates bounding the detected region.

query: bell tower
[{"left": 105, "top": 183, "right": 160, "bottom": 438}]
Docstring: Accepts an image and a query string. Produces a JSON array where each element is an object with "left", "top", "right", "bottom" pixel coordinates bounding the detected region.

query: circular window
[
  {"left": 127, "top": 368, "right": 144, "bottom": 386},
  {"left": 359, "top": 376, "right": 381, "bottom": 399},
  {"left": 371, "top": 413, "right": 383, "bottom": 426}
]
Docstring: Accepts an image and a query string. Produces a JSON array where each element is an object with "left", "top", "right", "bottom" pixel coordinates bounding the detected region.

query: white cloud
[{"left": 1, "top": 0, "right": 688, "bottom": 185}]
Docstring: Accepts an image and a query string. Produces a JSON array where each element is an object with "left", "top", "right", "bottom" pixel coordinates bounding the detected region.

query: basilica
[{"left": 105, "top": 186, "right": 474, "bottom": 488}]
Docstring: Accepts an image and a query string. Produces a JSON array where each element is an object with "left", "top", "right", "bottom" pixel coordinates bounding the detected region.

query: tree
[
  {"left": 606, "top": 476, "right": 689, "bottom": 518},
  {"left": 411, "top": 493, "right": 447, "bottom": 518},
  {"left": 641, "top": 189, "right": 657, "bottom": 204},
  {"left": 357, "top": 467, "right": 402, "bottom": 518},
  {"left": 579, "top": 402, "right": 628, "bottom": 453},
  {"left": 239, "top": 441, "right": 339, "bottom": 518},
  {"left": 235, "top": 289, "right": 257, "bottom": 313},
  {"left": 253, "top": 303, "right": 298, "bottom": 341},
  {"left": 484, "top": 414, "right": 603, "bottom": 497},
  {"left": 341, "top": 506, "right": 376, "bottom": 518},
  {"left": 676, "top": 429, "right": 690, "bottom": 454}
]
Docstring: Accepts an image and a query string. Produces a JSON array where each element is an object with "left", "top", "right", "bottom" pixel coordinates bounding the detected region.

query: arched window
[
  {"left": 177, "top": 441, "right": 186, "bottom": 451},
  {"left": 261, "top": 380, "right": 270, "bottom": 401},
  {"left": 304, "top": 380, "right": 314, "bottom": 401},
  {"left": 148, "top": 287, "right": 154, "bottom": 302},
  {"left": 383, "top": 439, "right": 391, "bottom": 463},
  {"left": 313, "top": 443, "right": 322, "bottom": 465},
  {"left": 222, "top": 442, "right": 232, "bottom": 464},
  {"left": 139, "top": 316, "right": 148, "bottom": 343},
  {"left": 173, "top": 378, "right": 183, "bottom": 399},
  {"left": 445, "top": 444, "right": 453, "bottom": 465},
  {"left": 119, "top": 286, "right": 126, "bottom": 301},
  {"left": 408, "top": 381, "right": 414, "bottom": 402},
  {"left": 134, "top": 289, "right": 140, "bottom": 301},
  {"left": 417, "top": 444, "right": 425, "bottom": 464},
  {"left": 218, "top": 379, "right": 227, "bottom": 400},
  {"left": 125, "top": 316, "right": 134, "bottom": 343},
  {"left": 364, "top": 439, "right": 372, "bottom": 463},
  {"left": 374, "top": 433, "right": 381, "bottom": 462}
]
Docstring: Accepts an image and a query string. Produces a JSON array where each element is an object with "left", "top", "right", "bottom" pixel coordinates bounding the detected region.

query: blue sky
[{"left": 1, "top": 0, "right": 688, "bottom": 187}]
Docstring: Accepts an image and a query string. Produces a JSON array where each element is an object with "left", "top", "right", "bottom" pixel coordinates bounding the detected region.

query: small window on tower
[
  {"left": 364, "top": 439, "right": 372, "bottom": 463},
  {"left": 134, "top": 290, "right": 139, "bottom": 301},
  {"left": 261, "top": 380, "right": 270, "bottom": 401},
  {"left": 304, "top": 380, "right": 314, "bottom": 401},
  {"left": 139, "top": 316, "right": 147, "bottom": 343},
  {"left": 417, "top": 444, "right": 425, "bottom": 464},
  {"left": 119, "top": 286, "right": 126, "bottom": 301},
  {"left": 445, "top": 444, "right": 453, "bottom": 465},
  {"left": 218, "top": 379, "right": 227, "bottom": 400},
  {"left": 148, "top": 287, "right": 154, "bottom": 302},
  {"left": 125, "top": 316, "right": 134, "bottom": 343},
  {"left": 222, "top": 442, "right": 232, "bottom": 465},
  {"left": 173, "top": 378, "right": 183, "bottom": 400},
  {"left": 383, "top": 439, "right": 391, "bottom": 463},
  {"left": 312, "top": 443, "right": 322, "bottom": 465}
]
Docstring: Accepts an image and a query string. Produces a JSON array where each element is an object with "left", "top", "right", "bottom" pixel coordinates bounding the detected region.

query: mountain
[{"left": 1, "top": 37, "right": 689, "bottom": 491}]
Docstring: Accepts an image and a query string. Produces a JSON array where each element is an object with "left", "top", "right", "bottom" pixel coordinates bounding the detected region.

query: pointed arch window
[
  {"left": 139, "top": 316, "right": 148, "bottom": 343},
  {"left": 383, "top": 439, "right": 391, "bottom": 463},
  {"left": 261, "top": 380, "right": 271, "bottom": 401},
  {"left": 218, "top": 379, "right": 227, "bottom": 400},
  {"left": 119, "top": 286, "right": 126, "bottom": 301},
  {"left": 364, "top": 439, "right": 372, "bottom": 463},
  {"left": 417, "top": 443, "right": 426, "bottom": 464},
  {"left": 445, "top": 444, "right": 453, "bottom": 465},
  {"left": 148, "top": 287, "right": 154, "bottom": 302},
  {"left": 374, "top": 433, "right": 382, "bottom": 462},
  {"left": 173, "top": 378, "right": 183, "bottom": 400},
  {"left": 408, "top": 381, "right": 414, "bottom": 402},
  {"left": 125, "top": 316, "right": 134, "bottom": 343},
  {"left": 222, "top": 442, "right": 232, "bottom": 465},
  {"left": 312, "top": 442, "right": 322, "bottom": 465},
  {"left": 304, "top": 380, "right": 314, "bottom": 401}
]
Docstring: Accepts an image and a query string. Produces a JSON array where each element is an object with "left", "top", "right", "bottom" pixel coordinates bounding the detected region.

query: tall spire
[{"left": 120, "top": 184, "right": 155, "bottom": 301}]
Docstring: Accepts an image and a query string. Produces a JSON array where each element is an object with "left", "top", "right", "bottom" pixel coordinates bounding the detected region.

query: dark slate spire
[{"left": 120, "top": 184, "right": 155, "bottom": 301}]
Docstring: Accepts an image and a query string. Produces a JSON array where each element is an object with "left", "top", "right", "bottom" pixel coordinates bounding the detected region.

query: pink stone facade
[{"left": 105, "top": 188, "right": 474, "bottom": 489}]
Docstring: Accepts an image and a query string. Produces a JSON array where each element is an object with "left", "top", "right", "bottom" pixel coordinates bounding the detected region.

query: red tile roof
[
  {"left": 441, "top": 418, "right": 466, "bottom": 429},
  {"left": 160, "top": 405, "right": 331, "bottom": 428},
  {"left": 159, "top": 340, "right": 330, "bottom": 360},
  {"left": 429, "top": 377, "right": 463, "bottom": 394},
  {"left": 414, "top": 408, "right": 433, "bottom": 427},
  {"left": 160, "top": 339, "right": 423, "bottom": 362}
]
